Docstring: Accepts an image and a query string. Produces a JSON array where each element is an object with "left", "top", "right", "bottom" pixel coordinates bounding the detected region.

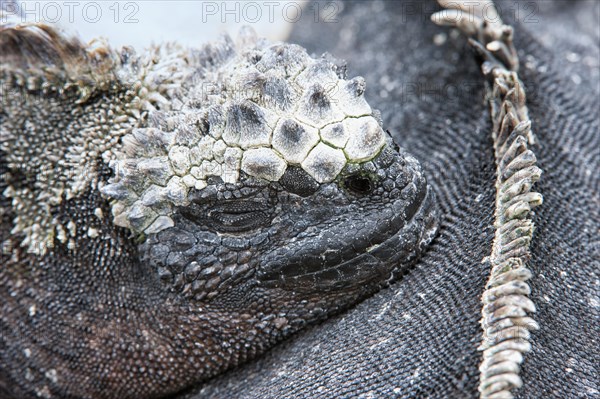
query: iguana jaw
[{"left": 258, "top": 186, "right": 436, "bottom": 292}]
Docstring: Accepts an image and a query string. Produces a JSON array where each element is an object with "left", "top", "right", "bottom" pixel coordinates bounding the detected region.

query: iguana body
[{"left": 0, "top": 15, "right": 437, "bottom": 399}]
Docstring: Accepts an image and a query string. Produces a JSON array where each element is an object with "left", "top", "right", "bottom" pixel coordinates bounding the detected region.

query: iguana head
[{"left": 100, "top": 30, "right": 438, "bottom": 323}]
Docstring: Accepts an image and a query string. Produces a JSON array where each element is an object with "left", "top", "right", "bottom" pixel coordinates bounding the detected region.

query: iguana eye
[
  {"left": 344, "top": 174, "right": 374, "bottom": 195},
  {"left": 208, "top": 201, "right": 272, "bottom": 233},
  {"left": 180, "top": 200, "right": 273, "bottom": 233}
]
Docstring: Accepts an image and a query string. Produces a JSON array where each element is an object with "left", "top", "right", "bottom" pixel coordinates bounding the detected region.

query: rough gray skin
[{"left": 0, "top": 19, "right": 437, "bottom": 399}]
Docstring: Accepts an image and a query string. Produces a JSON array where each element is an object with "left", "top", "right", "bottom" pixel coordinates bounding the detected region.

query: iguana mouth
[{"left": 258, "top": 182, "right": 438, "bottom": 292}]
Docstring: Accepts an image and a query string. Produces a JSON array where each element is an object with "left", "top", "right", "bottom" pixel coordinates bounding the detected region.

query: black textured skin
[{"left": 183, "top": 1, "right": 599, "bottom": 398}]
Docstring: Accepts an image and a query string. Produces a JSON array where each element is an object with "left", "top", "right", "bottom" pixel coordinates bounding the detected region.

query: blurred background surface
[{"left": 3, "top": 0, "right": 313, "bottom": 50}]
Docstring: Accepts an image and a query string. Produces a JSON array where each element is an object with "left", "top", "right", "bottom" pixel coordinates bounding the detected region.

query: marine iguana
[{"left": 0, "top": 13, "right": 438, "bottom": 399}]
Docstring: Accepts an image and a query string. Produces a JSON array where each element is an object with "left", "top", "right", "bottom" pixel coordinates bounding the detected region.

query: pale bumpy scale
[
  {"left": 1, "top": 23, "right": 387, "bottom": 251},
  {"left": 102, "top": 28, "right": 387, "bottom": 235}
]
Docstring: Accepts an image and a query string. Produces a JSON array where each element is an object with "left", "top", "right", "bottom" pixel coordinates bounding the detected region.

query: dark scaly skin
[{"left": 0, "top": 21, "right": 438, "bottom": 399}]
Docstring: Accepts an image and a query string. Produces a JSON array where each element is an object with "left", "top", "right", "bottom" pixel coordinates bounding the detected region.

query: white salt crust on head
[{"left": 102, "top": 29, "right": 388, "bottom": 235}]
